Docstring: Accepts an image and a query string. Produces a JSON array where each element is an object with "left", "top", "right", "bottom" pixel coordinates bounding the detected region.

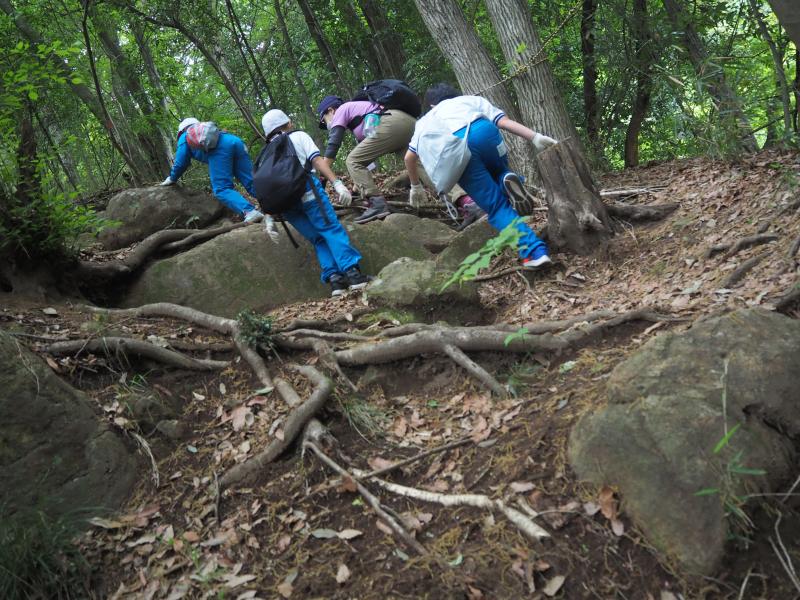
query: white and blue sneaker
[
  {"left": 243, "top": 209, "right": 264, "bottom": 223},
  {"left": 502, "top": 172, "right": 536, "bottom": 216},
  {"left": 521, "top": 248, "right": 552, "bottom": 270}
]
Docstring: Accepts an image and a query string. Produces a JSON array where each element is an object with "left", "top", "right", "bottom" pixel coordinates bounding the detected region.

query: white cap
[
  {"left": 261, "top": 109, "right": 290, "bottom": 137},
  {"left": 177, "top": 117, "right": 199, "bottom": 135}
]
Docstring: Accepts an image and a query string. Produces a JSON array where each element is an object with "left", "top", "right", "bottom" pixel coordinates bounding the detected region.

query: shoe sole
[
  {"left": 348, "top": 282, "right": 369, "bottom": 291},
  {"left": 521, "top": 257, "right": 553, "bottom": 270},
  {"left": 503, "top": 175, "right": 536, "bottom": 216},
  {"left": 354, "top": 210, "right": 391, "bottom": 224},
  {"left": 330, "top": 289, "right": 348, "bottom": 297}
]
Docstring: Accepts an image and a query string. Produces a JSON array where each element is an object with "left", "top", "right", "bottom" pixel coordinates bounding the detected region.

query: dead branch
[
  {"left": 359, "top": 474, "right": 549, "bottom": 541},
  {"left": 705, "top": 233, "right": 778, "bottom": 259},
  {"left": 304, "top": 441, "right": 429, "bottom": 556},
  {"left": 605, "top": 202, "right": 678, "bottom": 222},
  {"left": 284, "top": 329, "right": 372, "bottom": 342},
  {"left": 442, "top": 343, "right": 507, "bottom": 397},
  {"left": 599, "top": 187, "right": 665, "bottom": 199},
  {"left": 45, "top": 337, "right": 228, "bottom": 370},
  {"left": 160, "top": 221, "right": 248, "bottom": 252},
  {"left": 472, "top": 266, "right": 525, "bottom": 282},
  {"left": 722, "top": 252, "right": 768, "bottom": 288},
  {"left": 220, "top": 365, "right": 332, "bottom": 488}
]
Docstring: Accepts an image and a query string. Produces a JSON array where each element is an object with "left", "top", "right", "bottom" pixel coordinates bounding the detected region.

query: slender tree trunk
[
  {"left": 357, "top": 0, "right": 407, "bottom": 78},
  {"left": 795, "top": 49, "right": 799, "bottom": 133},
  {"left": 296, "top": 0, "right": 351, "bottom": 93},
  {"left": 411, "top": 0, "right": 535, "bottom": 176},
  {"left": 226, "top": 1, "right": 279, "bottom": 108},
  {"left": 225, "top": 0, "right": 268, "bottom": 111},
  {"left": 33, "top": 110, "right": 80, "bottom": 193},
  {"left": 274, "top": 0, "right": 322, "bottom": 143},
  {"left": 333, "top": 0, "right": 382, "bottom": 77},
  {"left": 766, "top": 0, "right": 800, "bottom": 49},
  {"left": 749, "top": 0, "right": 792, "bottom": 139},
  {"left": 581, "top": 0, "right": 600, "bottom": 155},
  {"left": 624, "top": 0, "right": 655, "bottom": 167},
  {"left": 661, "top": 0, "right": 758, "bottom": 152},
  {"left": 16, "top": 101, "right": 40, "bottom": 205}
]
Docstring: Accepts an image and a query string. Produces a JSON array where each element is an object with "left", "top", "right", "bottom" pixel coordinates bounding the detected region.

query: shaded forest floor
[{"left": 3, "top": 148, "right": 800, "bottom": 599}]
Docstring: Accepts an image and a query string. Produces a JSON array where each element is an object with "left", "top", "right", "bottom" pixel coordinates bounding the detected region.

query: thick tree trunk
[
  {"left": 661, "top": 0, "right": 758, "bottom": 153},
  {"left": 296, "top": 0, "right": 351, "bottom": 94},
  {"left": 581, "top": 0, "right": 600, "bottom": 155},
  {"left": 536, "top": 138, "right": 613, "bottom": 255},
  {"left": 624, "top": 0, "right": 655, "bottom": 167},
  {"left": 766, "top": 0, "right": 800, "bottom": 49},
  {"left": 411, "top": 0, "right": 535, "bottom": 176},
  {"left": 356, "top": 0, "right": 407, "bottom": 79},
  {"left": 483, "top": 0, "right": 582, "bottom": 148}
]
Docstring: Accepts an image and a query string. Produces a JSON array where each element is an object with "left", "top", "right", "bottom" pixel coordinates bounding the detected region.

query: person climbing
[
  {"left": 257, "top": 109, "right": 370, "bottom": 297},
  {"left": 405, "top": 83, "right": 557, "bottom": 269},
  {"left": 317, "top": 83, "right": 481, "bottom": 225},
  {"left": 160, "top": 117, "right": 263, "bottom": 223}
]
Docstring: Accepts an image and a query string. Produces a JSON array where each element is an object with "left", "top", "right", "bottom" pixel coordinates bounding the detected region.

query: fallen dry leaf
[
  {"left": 598, "top": 485, "right": 618, "bottom": 521},
  {"left": 367, "top": 456, "right": 395, "bottom": 471},
  {"left": 337, "top": 529, "right": 363, "bottom": 540},
  {"left": 543, "top": 575, "right": 566, "bottom": 597},
  {"left": 611, "top": 518, "right": 625, "bottom": 536},
  {"left": 510, "top": 481, "right": 536, "bottom": 494},
  {"left": 335, "top": 563, "right": 351, "bottom": 584}
]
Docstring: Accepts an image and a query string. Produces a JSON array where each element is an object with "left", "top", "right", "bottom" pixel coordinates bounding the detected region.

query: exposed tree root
[
  {"left": 442, "top": 343, "right": 507, "bottom": 397},
  {"left": 605, "top": 202, "right": 678, "bottom": 222},
  {"left": 275, "top": 307, "right": 372, "bottom": 333},
  {"left": 599, "top": 186, "right": 666, "bottom": 199},
  {"left": 788, "top": 235, "right": 800, "bottom": 260},
  {"left": 160, "top": 221, "right": 248, "bottom": 252},
  {"left": 722, "top": 252, "right": 769, "bottom": 288},
  {"left": 705, "top": 233, "right": 778, "bottom": 259},
  {"left": 774, "top": 284, "right": 800, "bottom": 313},
  {"left": 220, "top": 365, "right": 332, "bottom": 488},
  {"left": 45, "top": 337, "right": 228, "bottom": 370}
]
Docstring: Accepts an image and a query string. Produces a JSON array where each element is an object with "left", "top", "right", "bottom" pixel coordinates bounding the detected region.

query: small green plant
[
  {"left": 0, "top": 505, "right": 90, "bottom": 599},
  {"left": 503, "top": 327, "right": 529, "bottom": 347},
  {"left": 339, "top": 396, "right": 389, "bottom": 439},
  {"left": 236, "top": 310, "right": 274, "bottom": 350},
  {"left": 440, "top": 218, "right": 523, "bottom": 291},
  {"left": 505, "top": 362, "right": 541, "bottom": 396}
]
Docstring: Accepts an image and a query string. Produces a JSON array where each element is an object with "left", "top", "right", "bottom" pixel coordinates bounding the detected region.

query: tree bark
[
  {"left": 661, "top": 0, "right": 758, "bottom": 153},
  {"left": 766, "top": 0, "right": 800, "bottom": 49},
  {"left": 411, "top": 0, "right": 536, "bottom": 176},
  {"left": 624, "top": 0, "right": 655, "bottom": 167},
  {"left": 536, "top": 138, "right": 613, "bottom": 255},
  {"left": 356, "top": 0, "right": 407, "bottom": 78},
  {"left": 581, "top": 0, "right": 600, "bottom": 155}
]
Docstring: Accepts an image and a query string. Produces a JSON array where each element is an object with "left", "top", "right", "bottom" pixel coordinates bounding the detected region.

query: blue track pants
[{"left": 208, "top": 134, "right": 256, "bottom": 215}]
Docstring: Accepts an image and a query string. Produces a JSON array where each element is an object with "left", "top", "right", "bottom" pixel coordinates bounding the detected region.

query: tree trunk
[
  {"left": 411, "top": 0, "right": 536, "bottom": 176},
  {"left": 16, "top": 101, "right": 40, "bottom": 205},
  {"left": 33, "top": 110, "right": 80, "bottom": 193},
  {"left": 795, "top": 48, "right": 799, "bottom": 133},
  {"left": 356, "top": 0, "right": 407, "bottom": 78},
  {"left": 333, "top": 0, "right": 382, "bottom": 77},
  {"left": 225, "top": 0, "right": 270, "bottom": 111},
  {"left": 661, "top": 0, "right": 758, "bottom": 153},
  {"left": 749, "top": 0, "right": 792, "bottom": 139},
  {"left": 483, "top": 0, "right": 582, "bottom": 148},
  {"left": 536, "top": 138, "right": 613, "bottom": 256},
  {"left": 624, "top": 0, "right": 655, "bottom": 167},
  {"left": 766, "top": 0, "right": 800, "bottom": 49},
  {"left": 295, "top": 0, "right": 351, "bottom": 94},
  {"left": 581, "top": 0, "right": 600, "bottom": 156}
]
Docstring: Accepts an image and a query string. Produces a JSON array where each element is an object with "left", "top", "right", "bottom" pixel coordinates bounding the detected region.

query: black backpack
[{"left": 351, "top": 79, "right": 422, "bottom": 121}]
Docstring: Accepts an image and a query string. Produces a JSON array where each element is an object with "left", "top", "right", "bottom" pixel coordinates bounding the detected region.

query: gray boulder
[
  {"left": 99, "top": 186, "right": 224, "bottom": 250},
  {"left": 379, "top": 213, "right": 455, "bottom": 253},
  {"left": 569, "top": 309, "right": 800, "bottom": 575},
  {"left": 0, "top": 330, "right": 136, "bottom": 517},
  {"left": 435, "top": 219, "right": 495, "bottom": 270}
]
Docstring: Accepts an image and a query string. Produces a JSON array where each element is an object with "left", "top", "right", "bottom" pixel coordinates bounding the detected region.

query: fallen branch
[
  {"left": 220, "top": 365, "right": 332, "bottom": 488},
  {"left": 722, "top": 252, "right": 768, "bottom": 288},
  {"left": 605, "top": 202, "right": 678, "bottom": 222},
  {"left": 305, "top": 441, "right": 429, "bottom": 556},
  {"left": 358, "top": 474, "right": 549, "bottom": 541},
  {"left": 705, "top": 233, "right": 778, "bottom": 259},
  {"left": 45, "top": 337, "right": 228, "bottom": 370}
]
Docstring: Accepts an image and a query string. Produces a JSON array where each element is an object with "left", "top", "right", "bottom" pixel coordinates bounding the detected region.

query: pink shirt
[{"left": 330, "top": 101, "right": 381, "bottom": 142}]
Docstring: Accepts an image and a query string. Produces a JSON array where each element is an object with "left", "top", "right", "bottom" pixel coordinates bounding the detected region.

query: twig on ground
[
  {"left": 130, "top": 431, "right": 159, "bottom": 488},
  {"left": 45, "top": 337, "right": 228, "bottom": 370},
  {"left": 769, "top": 514, "right": 800, "bottom": 593},
  {"left": 305, "top": 440, "right": 429, "bottom": 556},
  {"left": 781, "top": 473, "right": 800, "bottom": 503},
  {"left": 722, "top": 252, "right": 769, "bottom": 288},
  {"left": 472, "top": 266, "right": 524, "bottom": 282}
]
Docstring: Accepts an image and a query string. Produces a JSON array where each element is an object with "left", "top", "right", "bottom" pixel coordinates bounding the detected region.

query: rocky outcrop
[
  {"left": 0, "top": 330, "right": 136, "bottom": 517},
  {"left": 569, "top": 309, "right": 800, "bottom": 575},
  {"left": 99, "top": 186, "right": 223, "bottom": 250}
]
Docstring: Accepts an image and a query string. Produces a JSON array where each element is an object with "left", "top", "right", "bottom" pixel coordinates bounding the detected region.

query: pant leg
[
  {"left": 455, "top": 119, "right": 547, "bottom": 259},
  {"left": 231, "top": 136, "right": 257, "bottom": 198},
  {"left": 207, "top": 134, "right": 255, "bottom": 215},
  {"left": 284, "top": 178, "right": 363, "bottom": 282},
  {"left": 346, "top": 110, "right": 417, "bottom": 197}
]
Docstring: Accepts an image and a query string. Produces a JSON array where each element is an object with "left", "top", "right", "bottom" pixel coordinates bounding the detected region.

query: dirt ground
[{"left": 3, "top": 148, "right": 800, "bottom": 599}]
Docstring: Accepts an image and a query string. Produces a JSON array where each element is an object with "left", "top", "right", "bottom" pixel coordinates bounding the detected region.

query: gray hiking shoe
[
  {"left": 329, "top": 273, "right": 349, "bottom": 297},
  {"left": 354, "top": 196, "right": 391, "bottom": 224},
  {"left": 344, "top": 266, "right": 371, "bottom": 290},
  {"left": 502, "top": 173, "right": 536, "bottom": 216}
]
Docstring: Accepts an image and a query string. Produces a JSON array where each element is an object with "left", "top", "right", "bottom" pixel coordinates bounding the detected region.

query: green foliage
[
  {"left": 339, "top": 395, "right": 389, "bottom": 439},
  {"left": 503, "top": 327, "right": 529, "bottom": 347},
  {"left": 440, "top": 218, "right": 523, "bottom": 291},
  {"left": 236, "top": 309, "right": 274, "bottom": 350},
  {"left": 0, "top": 506, "right": 90, "bottom": 599}
]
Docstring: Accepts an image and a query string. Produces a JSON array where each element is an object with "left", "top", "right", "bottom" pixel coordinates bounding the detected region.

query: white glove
[
  {"left": 263, "top": 216, "right": 280, "bottom": 244},
  {"left": 333, "top": 180, "right": 352, "bottom": 206},
  {"left": 160, "top": 177, "right": 174, "bottom": 186},
  {"left": 532, "top": 133, "right": 557, "bottom": 152},
  {"left": 409, "top": 183, "right": 426, "bottom": 208}
]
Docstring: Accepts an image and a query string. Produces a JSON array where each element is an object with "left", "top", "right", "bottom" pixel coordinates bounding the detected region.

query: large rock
[
  {"left": 378, "top": 213, "right": 455, "bottom": 253},
  {"left": 0, "top": 330, "right": 136, "bottom": 517},
  {"left": 123, "top": 218, "right": 434, "bottom": 317},
  {"left": 569, "top": 309, "right": 800, "bottom": 575},
  {"left": 435, "top": 219, "right": 495, "bottom": 270},
  {"left": 99, "top": 186, "right": 224, "bottom": 250}
]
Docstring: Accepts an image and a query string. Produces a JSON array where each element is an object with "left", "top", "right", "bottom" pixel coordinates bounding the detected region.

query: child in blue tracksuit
[
  {"left": 160, "top": 117, "right": 263, "bottom": 222},
  {"left": 259, "top": 109, "right": 370, "bottom": 297},
  {"left": 405, "top": 84, "right": 558, "bottom": 269}
]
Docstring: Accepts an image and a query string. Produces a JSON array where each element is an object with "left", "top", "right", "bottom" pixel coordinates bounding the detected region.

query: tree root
[
  {"left": 220, "top": 365, "right": 332, "bottom": 488},
  {"left": 45, "top": 337, "right": 228, "bottom": 370},
  {"left": 722, "top": 252, "right": 769, "bottom": 288},
  {"left": 442, "top": 343, "right": 507, "bottom": 397},
  {"left": 705, "top": 233, "right": 778, "bottom": 259},
  {"left": 160, "top": 221, "right": 248, "bottom": 253},
  {"left": 304, "top": 440, "right": 429, "bottom": 556},
  {"left": 774, "top": 284, "right": 800, "bottom": 313},
  {"left": 275, "top": 307, "right": 372, "bottom": 333},
  {"left": 605, "top": 202, "right": 678, "bottom": 222},
  {"left": 356, "top": 473, "right": 550, "bottom": 541},
  {"left": 788, "top": 235, "right": 800, "bottom": 261}
]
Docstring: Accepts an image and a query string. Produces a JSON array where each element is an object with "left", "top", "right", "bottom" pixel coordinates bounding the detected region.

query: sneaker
[
  {"left": 354, "top": 196, "right": 391, "bottom": 224},
  {"left": 521, "top": 250, "right": 553, "bottom": 270},
  {"left": 243, "top": 208, "right": 264, "bottom": 223},
  {"left": 502, "top": 173, "right": 536, "bottom": 216},
  {"left": 329, "top": 273, "right": 349, "bottom": 297},
  {"left": 344, "top": 266, "right": 370, "bottom": 290}
]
